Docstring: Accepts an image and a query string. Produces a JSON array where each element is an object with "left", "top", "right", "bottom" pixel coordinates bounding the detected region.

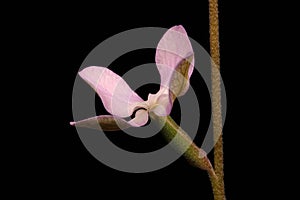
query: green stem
[{"left": 152, "top": 115, "right": 222, "bottom": 200}]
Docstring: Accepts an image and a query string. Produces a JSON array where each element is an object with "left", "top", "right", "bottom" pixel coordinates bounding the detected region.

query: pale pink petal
[
  {"left": 79, "top": 66, "right": 144, "bottom": 117},
  {"left": 127, "top": 109, "right": 149, "bottom": 127},
  {"left": 155, "top": 25, "right": 194, "bottom": 93},
  {"left": 70, "top": 111, "right": 148, "bottom": 131}
]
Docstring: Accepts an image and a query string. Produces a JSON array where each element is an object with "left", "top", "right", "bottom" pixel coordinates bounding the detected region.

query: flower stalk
[
  {"left": 152, "top": 115, "right": 213, "bottom": 171},
  {"left": 153, "top": 114, "right": 224, "bottom": 200}
]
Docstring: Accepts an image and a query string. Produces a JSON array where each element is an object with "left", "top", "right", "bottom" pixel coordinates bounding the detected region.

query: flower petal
[
  {"left": 79, "top": 66, "right": 144, "bottom": 117},
  {"left": 70, "top": 110, "right": 149, "bottom": 131},
  {"left": 127, "top": 109, "right": 149, "bottom": 127},
  {"left": 168, "top": 54, "right": 194, "bottom": 102},
  {"left": 155, "top": 25, "right": 194, "bottom": 93}
]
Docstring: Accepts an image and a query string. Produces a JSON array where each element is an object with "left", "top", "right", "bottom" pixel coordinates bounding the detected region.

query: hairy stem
[
  {"left": 208, "top": 170, "right": 225, "bottom": 200},
  {"left": 209, "top": 0, "right": 225, "bottom": 199}
]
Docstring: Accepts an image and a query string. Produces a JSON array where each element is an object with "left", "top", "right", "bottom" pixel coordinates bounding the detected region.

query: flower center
[
  {"left": 145, "top": 88, "right": 170, "bottom": 116},
  {"left": 132, "top": 88, "right": 171, "bottom": 117}
]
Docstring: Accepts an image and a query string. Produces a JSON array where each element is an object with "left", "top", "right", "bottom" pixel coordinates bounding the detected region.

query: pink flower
[{"left": 70, "top": 25, "right": 194, "bottom": 130}]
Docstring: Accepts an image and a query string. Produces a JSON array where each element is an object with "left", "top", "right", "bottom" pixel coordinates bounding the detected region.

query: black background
[
  {"left": 9, "top": 1, "right": 259, "bottom": 199},
  {"left": 4, "top": 1, "right": 295, "bottom": 199}
]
